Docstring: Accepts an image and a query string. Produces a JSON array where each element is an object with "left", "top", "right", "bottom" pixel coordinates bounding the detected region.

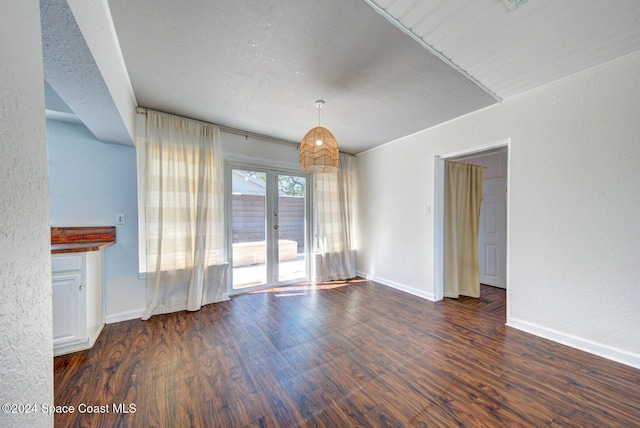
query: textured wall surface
[
  {"left": 0, "top": 1, "right": 54, "bottom": 427},
  {"left": 356, "top": 52, "right": 640, "bottom": 365}
]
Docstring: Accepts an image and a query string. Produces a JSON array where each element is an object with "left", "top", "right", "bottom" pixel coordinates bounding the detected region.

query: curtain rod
[{"left": 136, "top": 106, "right": 300, "bottom": 148}]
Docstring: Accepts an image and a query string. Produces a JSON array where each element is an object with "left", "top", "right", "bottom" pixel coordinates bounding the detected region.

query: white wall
[
  {"left": 356, "top": 52, "right": 640, "bottom": 367},
  {"left": 47, "top": 119, "right": 145, "bottom": 323},
  {"left": 221, "top": 131, "right": 299, "bottom": 171},
  {"left": 0, "top": 1, "right": 54, "bottom": 427},
  {"left": 48, "top": 117, "right": 300, "bottom": 322}
]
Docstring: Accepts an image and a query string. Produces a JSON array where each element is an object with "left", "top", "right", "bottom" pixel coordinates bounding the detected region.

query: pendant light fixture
[{"left": 299, "top": 100, "right": 339, "bottom": 173}]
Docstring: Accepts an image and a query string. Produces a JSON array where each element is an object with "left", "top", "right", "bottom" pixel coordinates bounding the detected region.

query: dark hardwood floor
[{"left": 54, "top": 279, "right": 640, "bottom": 427}]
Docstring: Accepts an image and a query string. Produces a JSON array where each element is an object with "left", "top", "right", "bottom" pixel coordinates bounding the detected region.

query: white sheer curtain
[
  {"left": 140, "top": 110, "right": 226, "bottom": 319},
  {"left": 312, "top": 153, "right": 356, "bottom": 282}
]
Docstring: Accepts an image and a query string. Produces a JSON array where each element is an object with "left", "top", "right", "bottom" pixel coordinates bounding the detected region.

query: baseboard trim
[
  {"left": 106, "top": 308, "right": 145, "bottom": 324},
  {"left": 507, "top": 317, "right": 640, "bottom": 370},
  {"left": 358, "top": 271, "right": 435, "bottom": 301},
  {"left": 105, "top": 296, "right": 231, "bottom": 325},
  {"left": 358, "top": 272, "right": 640, "bottom": 370},
  {"left": 54, "top": 323, "right": 105, "bottom": 357}
]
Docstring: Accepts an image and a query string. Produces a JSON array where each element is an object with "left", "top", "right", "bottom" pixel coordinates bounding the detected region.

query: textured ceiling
[
  {"left": 107, "top": 0, "right": 496, "bottom": 154},
  {"left": 44, "top": 0, "right": 640, "bottom": 153},
  {"left": 41, "top": 0, "right": 134, "bottom": 145}
]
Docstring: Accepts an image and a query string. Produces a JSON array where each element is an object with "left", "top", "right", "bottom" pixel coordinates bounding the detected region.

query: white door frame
[{"left": 434, "top": 138, "right": 511, "bottom": 302}]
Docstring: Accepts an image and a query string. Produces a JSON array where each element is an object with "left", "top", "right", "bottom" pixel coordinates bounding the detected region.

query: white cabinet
[
  {"left": 52, "top": 251, "right": 104, "bottom": 356},
  {"left": 52, "top": 272, "right": 85, "bottom": 348}
]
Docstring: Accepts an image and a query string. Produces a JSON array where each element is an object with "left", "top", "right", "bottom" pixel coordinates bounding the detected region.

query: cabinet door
[{"left": 52, "top": 272, "right": 86, "bottom": 347}]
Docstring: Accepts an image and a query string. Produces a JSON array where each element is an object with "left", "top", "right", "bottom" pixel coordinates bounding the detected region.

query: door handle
[{"left": 274, "top": 225, "right": 279, "bottom": 230}]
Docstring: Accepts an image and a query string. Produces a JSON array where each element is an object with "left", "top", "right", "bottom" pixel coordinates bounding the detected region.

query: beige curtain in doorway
[{"left": 444, "top": 160, "right": 484, "bottom": 298}]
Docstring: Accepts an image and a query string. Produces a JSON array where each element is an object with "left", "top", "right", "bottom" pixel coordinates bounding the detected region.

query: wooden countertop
[
  {"left": 51, "top": 226, "right": 116, "bottom": 254},
  {"left": 51, "top": 241, "right": 116, "bottom": 254}
]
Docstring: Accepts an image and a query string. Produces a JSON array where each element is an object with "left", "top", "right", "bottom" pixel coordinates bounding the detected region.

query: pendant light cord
[{"left": 315, "top": 99, "right": 325, "bottom": 127}]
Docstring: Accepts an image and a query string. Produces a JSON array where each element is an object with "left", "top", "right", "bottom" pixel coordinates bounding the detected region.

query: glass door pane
[
  {"left": 231, "top": 169, "right": 267, "bottom": 289},
  {"left": 276, "top": 174, "right": 307, "bottom": 283}
]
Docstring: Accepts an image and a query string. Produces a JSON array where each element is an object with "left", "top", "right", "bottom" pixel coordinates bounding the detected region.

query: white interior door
[{"left": 478, "top": 178, "right": 507, "bottom": 288}]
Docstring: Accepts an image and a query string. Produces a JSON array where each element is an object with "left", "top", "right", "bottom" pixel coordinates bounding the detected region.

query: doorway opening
[
  {"left": 434, "top": 139, "right": 510, "bottom": 310},
  {"left": 225, "top": 163, "right": 310, "bottom": 295}
]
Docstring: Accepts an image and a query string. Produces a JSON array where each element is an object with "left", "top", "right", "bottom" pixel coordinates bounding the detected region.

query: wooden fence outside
[{"left": 232, "top": 194, "right": 305, "bottom": 252}]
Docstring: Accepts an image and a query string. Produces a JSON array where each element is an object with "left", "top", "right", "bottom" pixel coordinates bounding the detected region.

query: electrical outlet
[{"left": 116, "top": 213, "right": 125, "bottom": 225}]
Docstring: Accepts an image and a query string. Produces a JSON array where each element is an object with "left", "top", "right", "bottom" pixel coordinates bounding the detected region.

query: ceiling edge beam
[
  {"left": 41, "top": 0, "right": 136, "bottom": 146},
  {"left": 360, "top": 0, "right": 502, "bottom": 102}
]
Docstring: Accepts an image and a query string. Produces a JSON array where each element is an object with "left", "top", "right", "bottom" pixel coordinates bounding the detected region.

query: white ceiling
[
  {"left": 106, "top": 0, "right": 497, "bottom": 154},
  {"left": 45, "top": 0, "right": 640, "bottom": 154},
  {"left": 367, "top": 0, "right": 640, "bottom": 100}
]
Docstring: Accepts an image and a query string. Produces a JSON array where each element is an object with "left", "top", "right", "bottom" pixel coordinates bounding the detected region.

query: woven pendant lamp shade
[{"left": 299, "top": 126, "right": 339, "bottom": 173}]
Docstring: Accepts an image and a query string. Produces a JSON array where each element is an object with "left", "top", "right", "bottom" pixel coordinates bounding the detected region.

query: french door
[{"left": 226, "top": 164, "right": 310, "bottom": 293}]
